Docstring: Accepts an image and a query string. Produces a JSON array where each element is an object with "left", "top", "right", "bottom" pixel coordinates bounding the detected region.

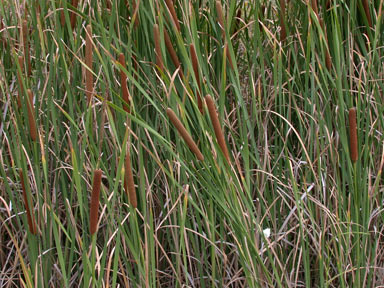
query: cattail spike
[
  {"left": 205, "top": 95, "right": 230, "bottom": 163},
  {"left": 70, "top": 0, "right": 79, "bottom": 29},
  {"left": 90, "top": 169, "right": 102, "bottom": 235},
  {"left": 119, "top": 53, "right": 131, "bottom": 113},
  {"left": 19, "top": 169, "right": 37, "bottom": 234},
  {"left": 165, "top": 0, "right": 180, "bottom": 31},
  {"left": 124, "top": 150, "right": 137, "bottom": 208},
  {"left": 349, "top": 107, "right": 358, "bottom": 163},
  {"left": 362, "top": 0, "right": 372, "bottom": 29},
  {"left": 166, "top": 108, "right": 204, "bottom": 161},
  {"left": 163, "top": 28, "right": 183, "bottom": 78},
  {"left": 153, "top": 24, "right": 164, "bottom": 71},
  {"left": 22, "top": 20, "right": 31, "bottom": 76},
  {"left": 279, "top": 0, "right": 287, "bottom": 42},
  {"left": 27, "top": 89, "right": 37, "bottom": 141},
  {"left": 215, "top": 0, "right": 225, "bottom": 38},
  {"left": 85, "top": 24, "right": 93, "bottom": 104},
  {"left": 189, "top": 44, "right": 203, "bottom": 113}
]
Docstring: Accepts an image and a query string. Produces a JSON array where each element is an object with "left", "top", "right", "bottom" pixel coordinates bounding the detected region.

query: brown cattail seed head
[
  {"left": 165, "top": 0, "right": 180, "bottom": 31},
  {"left": 19, "top": 169, "right": 37, "bottom": 234},
  {"left": 362, "top": 0, "right": 372, "bottom": 29},
  {"left": 279, "top": 0, "right": 287, "bottom": 42},
  {"left": 166, "top": 108, "right": 204, "bottom": 161},
  {"left": 27, "top": 89, "right": 37, "bottom": 141},
  {"left": 70, "top": 0, "right": 79, "bottom": 29},
  {"left": 124, "top": 150, "right": 137, "bottom": 208},
  {"left": 189, "top": 44, "right": 203, "bottom": 113},
  {"left": 153, "top": 24, "right": 164, "bottom": 71},
  {"left": 85, "top": 24, "right": 93, "bottom": 104},
  {"left": 205, "top": 95, "right": 230, "bottom": 163},
  {"left": 215, "top": 0, "right": 225, "bottom": 37},
  {"left": 90, "top": 169, "right": 102, "bottom": 235},
  {"left": 164, "top": 28, "right": 183, "bottom": 78},
  {"left": 119, "top": 53, "right": 131, "bottom": 113},
  {"left": 349, "top": 107, "right": 358, "bottom": 163}
]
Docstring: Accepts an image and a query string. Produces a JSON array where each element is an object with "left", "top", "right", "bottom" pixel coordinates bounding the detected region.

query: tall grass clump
[{"left": 2, "top": 1, "right": 384, "bottom": 287}]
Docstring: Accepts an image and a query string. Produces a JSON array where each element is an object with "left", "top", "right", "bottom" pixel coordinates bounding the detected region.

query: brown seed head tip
[
  {"left": 90, "top": 169, "right": 102, "bottom": 235},
  {"left": 348, "top": 107, "right": 358, "bottom": 163},
  {"left": 205, "top": 95, "right": 230, "bottom": 163},
  {"left": 166, "top": 108, "right": 204, "bottom": 161}
]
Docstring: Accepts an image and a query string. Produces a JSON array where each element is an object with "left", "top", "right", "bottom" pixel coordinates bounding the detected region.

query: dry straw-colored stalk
[
  {"left": 205, "top": 95, "right": 230, "bottom": 163},
  {"left": 166, "top": 108, "right": 204, "bottom": 161},
  {"left": 22, "top": 20, "right": 31, "bottom": 76},
  {"left": 349, "top": 107, "right": 358, "bottom": 163},
  {"left": 85, "top": 24, "right": 93, "bottom": 104},
  {"left": 279, "top": 0, "right": 287, "bottom": 42},
  {"left": 27, "top": 89, "right": 37, "bottom": 141},
  {"left": 90, "top": 169, "right": 102, "bottom": 235},
  {"left": 362, "top": 0, "right": 372, "bottom": 29},
  {"left": 189, "top": 44, "right": 203, "bottom": 113},
  {"left": 124, "top": 149, "right": 137, "bottom": 208},
  {"left": 164, "top": 28, "right": 183, "bottom": 78},
  {"left": 153, "top": 24, "right": 164, "bottom": 71},
  {"left": 17, "top": 56, "right": 24, "bottom": 108},
  {"left": 19, "top": 169, "right": 37, "bottom": 235},
  {"left": 119, "top": 53, "right": 131, "bottom": 113},
  {"left": 165, "top": 0, "right": 180, "bottom": 31}
]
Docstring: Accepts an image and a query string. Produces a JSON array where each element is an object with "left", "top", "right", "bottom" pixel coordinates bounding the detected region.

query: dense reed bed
[{"left": 1, "top": 0, "right": 384, "bottom": 287}]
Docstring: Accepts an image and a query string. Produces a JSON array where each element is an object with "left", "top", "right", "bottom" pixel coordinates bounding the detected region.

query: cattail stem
[
  {"left": 166, "top": 108, "right": 204, "bottom": 161},
  {"left": 279, "top": 0, "right": 287, "bottom": 42},
  {"left": 205, "top": 95, "right": 230, "bottom": 163},
  {"left": 22, "top": 20, "right": 31, "bottom": 76},
  {"left": 19, "top": 169, "right": 37, "bottom": 234},
  {"left": 163, "top": 28, "right": 183, "bottom": 78},
  {"left": 17, "top": 56, "right": 24, "bottom": 108},
  {"left": 349, "top": 108, "right": 358, "bottom": 163},
  {"left": 119, "top": 53, "right": 131, "bottom": 113},
  {"left": 153, "top": 24, "right": 164, "bottom": 71},
  {"left": 189, "top": 44, "right": 203, "bottom": 113},
  {"left": 124, "top": 149, "right": 137, "bottom": 208},
  {"left": 27, "top": 89, "right": 37, "bottom": 141},
  {"left": 165, "top": 0, "right": 180, "bottom": 31},
  {"left": 85, "top": 24, "right": 93, "bottom": 104},
  {"left": 90, "top": 169, "right": 102, "bottom": 235}
]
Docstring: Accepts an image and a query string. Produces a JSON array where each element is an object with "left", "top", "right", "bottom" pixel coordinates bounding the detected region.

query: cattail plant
[
  {"left": 85, "top": 24, "right": 93, "bottom": 104},
  {"left": 27, "top": 89, "right": 37, "bottom": 141},
  {"left": 90, "top": 169, "right": 102, "bottom": 235},
  {"left": 19, "top": 169, "right": 37, "bottom": 234},
  {"left": 349, "top": 107, "right": 358, "bottom": 163},
  {"left": 166, "top": 108, "right": 204, "bottom": 161},
  {"left": 21, "top": 20, "right": 31, "bottom": 76},
  {"left": 165, "top": 0, "right": 180, "bottom": 31},
  {"left": 279, "top": 0, "right": 287, "bottom": 42},
  {"left": 189, "top": 44, "right": 203, "bottom": 113},
  {"left": 153, "top": 24, "right": 164, "bottom": 71},
  {"left": 119, "top": 53, "right": 131, "bottom": 113},
  {"left": 124, "top": 149, "right": 137, "bottom": 208},
  {"left": 163, "top": 28, "right": 183, "bottom": 78},
  {"left": 205, "top": 95, "right": 230, "bottom": 163},
  {"left": 70, "top": 0, "right": 79, "bottom": 29},
  {"left": 362, "top": 0, "right": 372, "bottom": 29},
  {"left": 16, "top": 56, "right": 24, "bottom": 108}
]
